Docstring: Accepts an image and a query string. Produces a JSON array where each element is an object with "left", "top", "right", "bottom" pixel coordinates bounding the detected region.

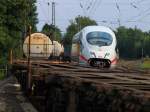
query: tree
[
  {"left": 115, "top": 26, "right": 150, "bottom": 59},
  {"left": 143, "top": 35, "right": 150, "bottom": 57},
  {"left": 41, "top": 24, "right": 62, "bottom": 42},
  {"left": 4, "top": 0, "right": 38, "bottom": 37},
  {"left": 63, "top": 16, "right": 97, "bottom": 56},
  {"left": 64, "top": 16, "right": 97, "bottom": 44},
  {"left": 0, "top": 0, "right": 38, "bottom": 63}
]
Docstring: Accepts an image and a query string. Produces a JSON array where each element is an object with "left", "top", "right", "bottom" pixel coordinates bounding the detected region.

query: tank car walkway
[{"left": 0, "top": 76, "right": 37, "bottom": 112}]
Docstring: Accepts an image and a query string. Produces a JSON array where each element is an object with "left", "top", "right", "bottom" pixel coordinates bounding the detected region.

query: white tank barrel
[
  {"left": 23, "top": 33, "right": 53, "bottom": 58},
  {"left": 52, "top": 41, "right": 64, "bottom": 56}
]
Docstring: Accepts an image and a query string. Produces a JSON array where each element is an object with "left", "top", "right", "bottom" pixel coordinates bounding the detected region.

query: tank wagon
[
  {"left": 23, "top": 33, "right": 53, "bottom": 58},
  {"left": 71, "top": 26, "right": 118, "bottom": 68},
  {"left": 23, "top": 33, "right": 64, "bottom": 59},
  {"left": 52, "top": 41, "right": 64, "bottom": 57}
]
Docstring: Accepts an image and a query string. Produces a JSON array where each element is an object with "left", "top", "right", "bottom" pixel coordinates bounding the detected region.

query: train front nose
[{"left": 88, "top": 58, "right": 111, "bottom": 68}]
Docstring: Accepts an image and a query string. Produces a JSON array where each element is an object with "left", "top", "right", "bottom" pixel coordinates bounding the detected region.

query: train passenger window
[{"left": 86, "top": 31, "right": 113, "bottom": 46}]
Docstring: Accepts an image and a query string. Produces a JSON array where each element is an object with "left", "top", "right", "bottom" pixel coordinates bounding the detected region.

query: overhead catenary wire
[
  {"left": 90, "top": 0, "right": 103, "bottom": 18},
  {"left": 132, "top": 0, "right": 148, "bottom": 4},
  {"left": 37, "top": 0, "right": 150, "bottom": 32},
  {"left": 115, "top": 0, "right": 121, "bottom": 26},
  {"left": 130, "top": 3, "right": 139, "bottom": 9},
  {"left": 38, "top": 0, "right": 52, "bottom": 3},
  {"left": 84, "top": 0, "right": 90, "bottom": 10},
  {"left": 115, "top": 0, "right": 121, "bottom": 13},
  {"left": 87, "top": 0, "right": 94, "bottom": 10},
  {"left": 79, "top": 2, "right": 87, "bottom": 16},
  {"left": 78, "top": 0, "right": 93, "bottom": 17},
  {"left": 127, "top": 6, "right": 150, "bottom": 22},
  {"left": 84, "top": 0, "right": 94, "bottom": 14},
  {"left": 37, "top": 2, "right": 50, "bottom": 24},
  {"left": 128, "top": 0, "right": 140, "bottom": 10},
  {"left": 88, "top": 0, "right": 97, "bottom": 16},
  {"left": 138, "top": 12, "right": 150, "bottom": 22}
]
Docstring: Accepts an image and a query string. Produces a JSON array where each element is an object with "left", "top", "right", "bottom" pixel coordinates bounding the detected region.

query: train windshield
[{"left": 86, "top": 31, "right": 113, "bottom": 46}]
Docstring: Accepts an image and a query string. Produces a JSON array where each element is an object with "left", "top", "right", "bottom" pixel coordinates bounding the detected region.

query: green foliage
[
  {"left": 3, "top": 0, "right": 38, "bottom": 35},
  {"left": 141, "top": 58, "right": 150, "bottom": 69},
  {"left": 64, "top": 16, "right": 97, "bottom": 44},
  {"left": 116, "top": 26, "right": 150, "bottom": 59},
  {"left": 0, "top": 65, "right": 7, "bottom": 80},
  {"left": 0, "top": 69, "right": 5, "bottom": 80},
  {"left": 41, "top": 24, "right": 62, "bottom": 42},
  {"left": 0, "top": 0, "right": 38, "bottom": 64},
  {"left": 63, "top": 16, "right": 97, "bottom": 55},
  {"left": 141, "top": 62, "right": 150, "bottom": 69}
]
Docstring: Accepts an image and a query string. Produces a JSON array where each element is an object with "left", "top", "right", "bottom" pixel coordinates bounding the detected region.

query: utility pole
[
  {"left": 142, "top": 47, "right": 144, "bottom": 60},
  {"left": 52, "top": 2, "right": 56, "bottom": 57},
  {"left": 9, "top": 49, "right": 13, "bottom": 65},
  {"left": 78, "top": 15, "right": 81, "bottom": 31},
  {"left": 24, "top": 1, "right": 27, "bottom": 39},
  {"left": 52, "top": 2, "right": 56, "bottom": 43},
  {"left": 117, "top": 19, "right": 121, "bottom": 27},
  {"left": 27, "top": 0, "right": 32, "bottom": 94},
  {"left": 52, "top": 2, "right": 55, "bottom": 26},
  {"left": 27, "top": 26, "right": 32, "bottom": 93}
]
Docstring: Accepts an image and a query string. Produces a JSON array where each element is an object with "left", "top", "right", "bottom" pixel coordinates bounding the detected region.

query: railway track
[
  {"left": 12, "top": 60, "right": 150, "bottom": 112},
  {"left": 13, "top": 60, "right": 150, "bottom": 94},
  {"left": 35, "top": 63, "right": 150, "bottom": 91}
]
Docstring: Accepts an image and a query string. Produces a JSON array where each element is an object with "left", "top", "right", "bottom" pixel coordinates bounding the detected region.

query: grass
[
  {"left": 141, "top": 58, "right": 150, "bottom": 69},
  {"left": 0, "top": 70, "right": 5, "bottom": 80}
]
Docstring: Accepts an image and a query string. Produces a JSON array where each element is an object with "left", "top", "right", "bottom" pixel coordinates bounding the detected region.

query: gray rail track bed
[{"left": 12, "top": 60, "right": 150, "bottom": 112}]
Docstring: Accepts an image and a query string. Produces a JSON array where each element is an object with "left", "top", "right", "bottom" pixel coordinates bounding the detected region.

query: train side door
[{"left": 71, "top": 42, "right": 80, "bottom": 62}]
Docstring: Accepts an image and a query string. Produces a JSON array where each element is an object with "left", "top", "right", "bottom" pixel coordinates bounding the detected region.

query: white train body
[
  {"left": 71, "top": 26, "right": 118, "bottom": 68},
  {"left": 23, "top": 33, "right": 53, "bottom": 58},
  {"left": 52, "top": 41, "right": 64, "bottom": 56}
]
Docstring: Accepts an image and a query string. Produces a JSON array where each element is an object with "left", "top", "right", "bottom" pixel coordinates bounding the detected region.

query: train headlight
[{"left": 90, "top": 51, "right": 96, "bottom": 58}]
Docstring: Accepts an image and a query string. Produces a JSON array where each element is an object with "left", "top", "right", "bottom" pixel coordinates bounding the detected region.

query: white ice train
[{"left": 71, "top": 26, "right": 118, "bottom": 68}]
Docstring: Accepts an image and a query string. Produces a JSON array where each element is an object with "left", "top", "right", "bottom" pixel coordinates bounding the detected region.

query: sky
[{"left": 36, "top": 0, "right": 150, "bottom": 32}]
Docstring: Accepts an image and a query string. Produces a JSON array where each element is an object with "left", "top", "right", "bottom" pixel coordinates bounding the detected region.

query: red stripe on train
[
  {"left": 111, "top": 58, "right": 117, "bottom": 64},
  {"left": 79, "top": 55, "right": 88, "bottom": 62}
]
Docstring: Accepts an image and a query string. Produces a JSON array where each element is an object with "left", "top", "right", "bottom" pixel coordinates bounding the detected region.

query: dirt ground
[
  {"left": 0, "top": 76, "right": 37, "bottom": 112},
  {"left": 117, "top": 59, "right": 142, "bottom": 68}
]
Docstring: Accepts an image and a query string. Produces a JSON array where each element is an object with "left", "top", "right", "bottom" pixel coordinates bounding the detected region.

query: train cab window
[
  {"left": 86, "top": 31, "right": 113, "bottom": 46},
  {"left": 79, "top": 32, "right": 83, "bottom": 39}
]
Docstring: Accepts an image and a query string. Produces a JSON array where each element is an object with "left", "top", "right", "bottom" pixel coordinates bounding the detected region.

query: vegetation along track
[{"left": 12, "top": 60, "right": 150, "bottom": 112}]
